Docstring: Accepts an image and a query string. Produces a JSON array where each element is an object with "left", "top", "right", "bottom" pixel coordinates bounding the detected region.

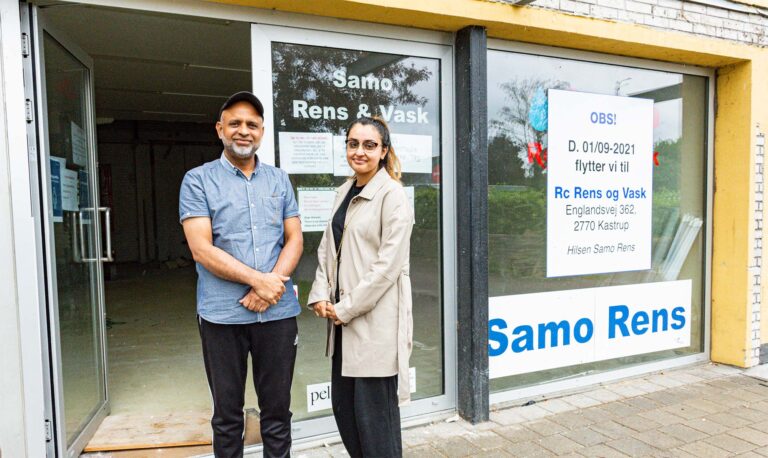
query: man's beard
[{"left": 223, "top": 137, "right": 258, "bottom": 159}]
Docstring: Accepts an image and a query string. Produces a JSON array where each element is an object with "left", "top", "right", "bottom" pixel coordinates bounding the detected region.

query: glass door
[
  {"left": 251, "top": 23, "right": 456, "bottom": 441},
  {"left": 33, "top": 10, "right": 110, "bottom": 457}
]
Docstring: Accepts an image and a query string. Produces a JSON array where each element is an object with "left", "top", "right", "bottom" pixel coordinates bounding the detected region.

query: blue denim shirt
[{"left": 179, "top": 154, "right": 301, "bottom": 324}]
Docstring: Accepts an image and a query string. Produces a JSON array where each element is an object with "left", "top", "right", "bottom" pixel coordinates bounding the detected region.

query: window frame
[
  {"left": 486, "top": 38, "right": 715, "bottom": 405},
  {"left": 252, "top": 22, "right": 458, "bottom": 443}
]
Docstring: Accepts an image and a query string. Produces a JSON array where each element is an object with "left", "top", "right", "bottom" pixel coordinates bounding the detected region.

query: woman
[{"left": 307, "top": 116, "right": 413, "bottom": 457}]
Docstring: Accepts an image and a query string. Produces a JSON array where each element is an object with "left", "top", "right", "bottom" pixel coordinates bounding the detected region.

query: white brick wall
[
  {"left": 752, "top": 131, "right": 765, "bottom": 366},
  {"left": 493, "top": 0, "right": 768, "bottom": 46}
]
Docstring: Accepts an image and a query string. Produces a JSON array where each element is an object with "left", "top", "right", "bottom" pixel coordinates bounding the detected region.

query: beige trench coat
[{"left": 307, "top": 167, "right": 414, "bottom": 405}]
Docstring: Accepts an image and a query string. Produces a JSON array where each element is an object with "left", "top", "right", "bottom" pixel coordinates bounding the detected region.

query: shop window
[
  {"left": 266, "top": 41, "right": 445, "bottom": 420},
  {"left": 486, "top": 49, "right": 709, "bottom": 392}
]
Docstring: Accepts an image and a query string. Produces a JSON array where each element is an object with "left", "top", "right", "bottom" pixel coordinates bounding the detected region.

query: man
[{"left": 179, "top": 91, "right": 303, "bottom": 457}]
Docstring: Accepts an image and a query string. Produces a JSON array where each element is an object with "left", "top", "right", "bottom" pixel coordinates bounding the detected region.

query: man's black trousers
[
  {"left": 198, "top": 316, "right": 298, "bottom": 458},
  {"left": 331, "top": 325, "right": 402, "bottom": 458}
]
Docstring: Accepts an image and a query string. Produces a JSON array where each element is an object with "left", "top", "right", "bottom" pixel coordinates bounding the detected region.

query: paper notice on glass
[
  {"left": 409, "top": 367, "right": 416, "bottom": 393},
  {"left": 298, "top": 187, "right": 337, "bottom": 232},
  {"left": 404, "top": 186, "right": 415, "bottom": 216},
  {"left": 78, "top": 170, "right": 90, "bottom": 208},
  {"left": 278, "top": 132, "right": 333, "bottom": 174},
  {"left": 546, "top": 89, "right": 653, "bottom": 277},
  {"left": 333, "top": 135, "right": 354, "bottom": 177},
  {"left": 71, "top": 121, "right": 87, "bottom": 167},
  {"left": 306, "top": 382, "right": 332, "bottom": 412},
  {"left": 391, "top": 134, "right": 432, "bottom": 174},
  {"left": 50, "top": 157, "right": 64, "bottom": 223},
  {"left": 61, "top": 168, "right": 79, "bottom": 212}
]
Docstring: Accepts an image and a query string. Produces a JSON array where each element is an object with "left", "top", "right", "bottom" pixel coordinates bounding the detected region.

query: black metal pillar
[{"left": 455, "top": 25, "right": 489, "bottom": 424}]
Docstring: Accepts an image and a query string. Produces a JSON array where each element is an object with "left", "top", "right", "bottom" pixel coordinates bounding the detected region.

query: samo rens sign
[{"left": 489, "top": 280, "right": 692, "bottom": 379}]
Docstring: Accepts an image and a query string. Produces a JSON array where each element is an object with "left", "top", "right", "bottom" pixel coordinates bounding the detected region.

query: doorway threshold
[
  {"left": 81, "top": 444, "right": 211, "bottom": 458},
  {"left": 81, "top": 409, "right": 261, "bottom": 454},
  {"left": 82, "top": 411, "right": 211, "bottom": 453}
]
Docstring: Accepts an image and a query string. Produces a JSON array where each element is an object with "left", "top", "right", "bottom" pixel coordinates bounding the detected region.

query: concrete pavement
[{"left": 295, "top": 363, "right": 768, "bottom": 457}]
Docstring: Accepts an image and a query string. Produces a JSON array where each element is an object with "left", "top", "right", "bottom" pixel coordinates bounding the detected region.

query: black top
[{"left": 332, "top": 181, "right": 364, "bottom": 303}]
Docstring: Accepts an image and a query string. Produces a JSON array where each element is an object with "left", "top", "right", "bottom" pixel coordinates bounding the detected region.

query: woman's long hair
[{"left": 345, "top": 116, "right": 402, "bottom": 182}]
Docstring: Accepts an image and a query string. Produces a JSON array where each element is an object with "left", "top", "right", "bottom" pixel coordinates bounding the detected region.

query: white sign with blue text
[
  {"left": 547, "top": 89, "right": 653, "bottom": 277},
  {"left": 489, "top": 280, "right": 691, "bottom": 379}
]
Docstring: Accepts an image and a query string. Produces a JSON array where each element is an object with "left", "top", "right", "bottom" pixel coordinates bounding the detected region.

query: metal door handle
[
  {"left": 77, "top": 207, "right": 114, "bottom": 262},
  {"left": 99, "top": 207, "right": 114, "bottom": 262},
  {"left": 71, "top": 212, "right": 82, "bottom": 263},
  {"left": 78, "top": 209, "right": 98, "bottom": 262}
]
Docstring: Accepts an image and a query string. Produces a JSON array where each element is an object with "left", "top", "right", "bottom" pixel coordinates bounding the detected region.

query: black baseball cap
[{"left": 218, "top": 91, "right": 264, "bottom": 120}]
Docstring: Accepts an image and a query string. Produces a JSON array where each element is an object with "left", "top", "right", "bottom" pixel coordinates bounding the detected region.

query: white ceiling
[{"left": 42, "top": 3, "right": 252, "bottom": 123}]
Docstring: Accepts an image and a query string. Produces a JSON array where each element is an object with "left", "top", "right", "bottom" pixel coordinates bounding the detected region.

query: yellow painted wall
[
  {"left": 209, "top": 0, "right": 768, "bottom": 366},
  {"left": 211, "top": 0, "right": 754, "bottom": 64},
  {"left": 712, "top": 61, "right": 753, "bottom": 366}
]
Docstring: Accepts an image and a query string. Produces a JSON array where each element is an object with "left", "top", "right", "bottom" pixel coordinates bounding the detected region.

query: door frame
[
  {"left": 30, "top": 7, "right": 110, "bottom": 457},
  {"left": 19, "top": 3, "right": 56, "bottom": 456},
  {"left": 251, "top": 23, "right": 457, "bottom": 444},
  {"left": 3, "top": 2, "right": 50, "bottom": 456},
  {"left": 25, "top": 0, "right": 457, "bottom": 450}
]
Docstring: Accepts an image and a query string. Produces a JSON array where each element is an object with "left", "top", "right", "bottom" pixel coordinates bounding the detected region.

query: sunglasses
[{"left": 345, "top": 139, "right": 381, "bottom": 152}]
